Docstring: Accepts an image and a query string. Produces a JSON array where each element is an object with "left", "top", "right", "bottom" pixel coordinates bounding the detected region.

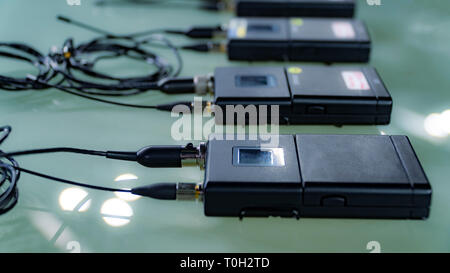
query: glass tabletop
[{"left": 0, "top": 0, "right": 449, "bottom": 252}]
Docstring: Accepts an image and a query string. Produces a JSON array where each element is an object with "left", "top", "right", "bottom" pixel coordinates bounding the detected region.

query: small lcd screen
[
  {"left": 247, "top": 24, "right": 278, "bottom": 32},
  {"left": 233, "top": 147, "right": 285, "bottom": 167},
  {"left": 239, "top": 149, "right": 273, "bottom": 165},
  {"left": 235, "top": 75, "right": 277, "bottom": 88}
]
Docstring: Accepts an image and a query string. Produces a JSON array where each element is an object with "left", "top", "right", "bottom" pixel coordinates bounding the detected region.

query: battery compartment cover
[
  {"left": 296, "top": 134, "right": 431, "bottom": 219},
  {"left": 286, "top": 65, "right": 392, "bottom": 124}
]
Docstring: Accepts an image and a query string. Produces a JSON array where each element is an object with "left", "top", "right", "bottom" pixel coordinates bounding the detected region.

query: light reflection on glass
[
  {"left": 114, "top": 173, "right": 141, "bottom": 201},
  {"left": 100, "top": 198, "right": 133, "bottom": 227},
  {"left": 424, "top": 110, "right": 450, "bottom": 138},
  {"left": 58, "top": 187, "right": 91, "bottom": 212},
  {"left": 441, "top": 110, "right": 450, "bottom": 134}
]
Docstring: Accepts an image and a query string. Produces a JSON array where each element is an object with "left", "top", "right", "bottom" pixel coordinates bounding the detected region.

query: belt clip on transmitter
[
  {"left": 213, "top": 65, "right": 392, "bottom": 125},
  {"left": 203, "top": 134, "right": 432, "bottom": 219},
  {"left": 227, "top": 17, "right": 370, "bottom": 62},
  {"left": 234, "top": 0, "right": 356, "bottom": 18}
]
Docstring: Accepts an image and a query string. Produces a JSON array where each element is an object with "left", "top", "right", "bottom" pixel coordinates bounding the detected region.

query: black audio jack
[{"left": 0, "top": 126, "right": 204, "bottom": 215}]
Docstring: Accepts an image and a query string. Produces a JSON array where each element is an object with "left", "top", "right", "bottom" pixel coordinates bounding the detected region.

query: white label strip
[
  {"left": 332, "top": 21, "right": 356, "bottom": 39},
  {"left": 342, "top": 71, "right": 371, "bottom": 90}
]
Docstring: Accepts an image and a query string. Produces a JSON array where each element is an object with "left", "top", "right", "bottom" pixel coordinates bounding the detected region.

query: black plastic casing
[
  {"left": 227, "top": 17, "right": 370, "bottom": 62},
  {"left": 213, "top": 65, "right": 392, "bottom": 125},
  {"left": 236, "top": 0, "right": 355, "bottom": 18},
  {"left": 203, "top": 134, "right": 432, "bottom": 219}
]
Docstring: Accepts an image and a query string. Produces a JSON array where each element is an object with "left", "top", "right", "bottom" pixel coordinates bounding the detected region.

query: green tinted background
[{"left": 0, "top": 0, "right": 449, "bottom": 252}]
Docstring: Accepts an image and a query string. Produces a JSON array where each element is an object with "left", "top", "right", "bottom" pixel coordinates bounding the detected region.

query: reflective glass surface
[{"left": 0, "top": 0, "right": 449, "bottom": 252}]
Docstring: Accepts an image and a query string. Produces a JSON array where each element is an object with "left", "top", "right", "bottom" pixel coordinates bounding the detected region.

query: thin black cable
[
  {"left": 50, "top": 16, "right": 185, "bottom": 95},
  {"left": 3, "top": 41, "right": 195, "bottom": 109},
  {"left": 0, "top": 43, "right": 57, "bottom": 91},
  {"left": 33, "top": 78, "right": 199, "bottom": 111},
  {"left": 57, "top": 15, "right": 224, "bottom": 40},
  {"left": 1, "top": 17, "right": 184, "bottom": 99},
  {"left": 57, "top": 15, "right": 167, "bottom": 39},
  {"left": 0, "top": 17, "right": 215, "bottom": 109},
  {"left": 15, "top": 166, "right": 131, "bottom": 193},
  {"left": 0, "top": 126, "right": 131, "bottom": 215},
  {"left": 2, "top": 147, "right": 107, "bottom": 158},
  {"left": 35, "top": 80, "right": 159, "bottom": 109},
  {"left": 47, "top": 35, "right": 183, "bottom": 95},
  {"left": 100, "top": 0, "right": 224, "bottom": 12}
]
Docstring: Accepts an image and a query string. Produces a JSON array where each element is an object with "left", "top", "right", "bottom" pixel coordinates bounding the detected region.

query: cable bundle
[
  {"left": 0, "top": 43, "right": 55, "bottom": 91},
  {"left": 0, "top": 126, "right": 19, "bottom": 214},
  {"left": 48, "top": 35, "right": 182, "bottom": 95},
  {"left": 0, "top": 16, "right": 185, "bottom": 107},
  {"left": 0, "top": 16, "right": 222, "bottom": 111}
]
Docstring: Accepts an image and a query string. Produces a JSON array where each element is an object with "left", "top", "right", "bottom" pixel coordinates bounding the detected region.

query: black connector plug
[
  {"left": 155, "top": 101, "right": 193, "bottom": 112},
  {"left": 157, "top": 77, "right": 195, "bottom": 94},
  {"left": 155, "top": 100, "right": 212, "bottom": 112},
  {"left": 131, "top": 183, "right": 176, "bottom": 200},
  {"left": 106, "top": 143, "right": 206, "bottom": 168},
  {"left": 136, "top": 145, "right": 184, "bottom": 168},
  {"left": 182, "top": 42, "right": 226, "bottom": 53},
  {"left": 155, "top": 74, "right": 214, "bottom": 95},
  {"left": 131, "top": 182, "right": 202, "bottom": 201},
  {"left": 106, "top": 146, "right": 183, "bottom": 168},
  {"left": 166, "top": 25, "right": 225, "bottom": 39}
]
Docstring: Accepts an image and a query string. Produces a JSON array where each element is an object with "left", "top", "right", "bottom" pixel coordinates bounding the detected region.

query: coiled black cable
[
  {"left": 48, "top": 34, "right": 183, "bottom": 95},
  {"left": 0, "top": 16, "right": 184, "bottom": 97},
  {"left": 52, "top": 15, "right": 191, "bottom": 96},
  {"left": 0, "top": 126, "right": 19, "bottom": 214},
  {"left": 0, "top": 16, "right": 219, "bottom": 109},
  {"left": 0, "top": 43, "right": 56, "bottom": 91}
]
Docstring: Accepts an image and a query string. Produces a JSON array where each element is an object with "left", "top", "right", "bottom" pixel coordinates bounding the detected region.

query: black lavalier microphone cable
[
  {"left": 0, "top": 43, "right": 59, "bottom": 91},
  {"left": 1, "top": 16, "right": 215, "bottom": 110},
  {"left": 0, "top": 34, "right": 188, "bottom": 95},
  {"left": 49, "top": 16, "right": 216, "bottom": 108},
  {"left": 49, "top": 16, "right": 187, "bottom": 95},
  {"left": 57, "top": 15, "right": 226, "bottom": 40},
  {"left": 94, "top": 0, "right": 234, "bottom": 16},
  {"left": 57, "top": 15, "right": 227, "bottom": 52},
  {"left": 27, "top": 76, "right": 212, "bottom": 111},
  {"left": 0, "top": 126, "right": 204, "bottom": 215}
]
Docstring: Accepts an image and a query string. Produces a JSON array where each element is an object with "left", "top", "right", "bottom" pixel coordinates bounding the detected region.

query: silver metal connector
[
  {"left": 212, "top": 23, "right": 228, "bottom": 39},
  {"left": 194, "top": 74, "right": 214, "bottom": 95},
  {"left": 210, "top": 42, "right": 227, "bottom": 53},
  {"left": 180, "top": 142, "right": 207, "bottom": 169},
  {"left": 224, "top": 0, "right": 235, "bottom": 12},
  {"left": 176, "top": 183, "right": 203, "bottom": 201}
]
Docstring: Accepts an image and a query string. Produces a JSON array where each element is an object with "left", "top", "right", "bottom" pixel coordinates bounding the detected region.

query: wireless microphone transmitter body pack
[
  {"left": 203, "top": 134, "right": 432, "bottom": 219},
  {"left": 235, "top": 0, "right": 356, "bottom": 18},
  {"left": 227, "top": 17, "right": 370, "bottom": 62},
  {"left": 213, "top": 65, "right": 392, "bottom": 125}
]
